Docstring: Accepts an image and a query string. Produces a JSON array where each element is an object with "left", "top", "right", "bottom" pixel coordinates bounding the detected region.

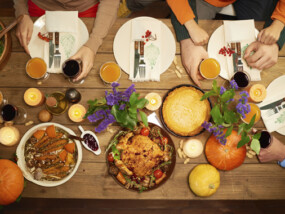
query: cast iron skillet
[
  {"left": 106, "top": 123, "right": 176, "bottom": 192},
  {"left": 160, "top": 84, "right": 212, "bottom": 138}
]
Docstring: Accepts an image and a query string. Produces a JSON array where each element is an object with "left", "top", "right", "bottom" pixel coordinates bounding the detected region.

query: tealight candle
[
  {"left": 247, "top": 84, "right": 267, "bottom": 103},
  {"left": 145, "top": 92, "right": 162, "bottom": 111},
  {"left": 183, "top": 139, "right": 203, "bottom": 158},
  {"left": 68, "top": 104, "right": 86, "bottom": 123},
  {"left": 0, "top": 126, "right": 20, "bottom": 146},
  {"left": 24, "top": 88, "right": 45, "bottom": 107}
]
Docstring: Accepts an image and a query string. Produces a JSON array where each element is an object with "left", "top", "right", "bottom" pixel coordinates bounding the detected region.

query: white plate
[
  {"left": 16, "top": 122, "right": 82, "bottom": 187},
  {"left": 113, "top": 17, "right": 176, "bottom": 75},
  {"left": 208, "top": 25, "right": 259, "bottom": 80},
  {"left": 260, "top": 75, "right": 285, "bottom": 135},
  {"left": 28, "top": 15, "right": 89, "bottom": 72}
]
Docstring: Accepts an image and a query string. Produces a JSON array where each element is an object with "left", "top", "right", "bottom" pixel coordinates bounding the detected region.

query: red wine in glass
[
  {"left": 62, "top": 60, "right": 84, "bottom": 84},
  {"left": 233, "top": 71, "right": 250, "bottom": 88},
  {"left": 259, "top": 131, "right": 271, "bottom": 149},
  {"left": 1, "top": 104, "right": 17, "bottom": 121}
]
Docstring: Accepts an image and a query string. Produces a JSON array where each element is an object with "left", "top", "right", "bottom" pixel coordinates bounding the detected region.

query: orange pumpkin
[
  {"left": 205, "top": 130, "right": 246, "bottom": 171},
  {"left": 0, "top": 159, "right": 24, "bottom": 205}
]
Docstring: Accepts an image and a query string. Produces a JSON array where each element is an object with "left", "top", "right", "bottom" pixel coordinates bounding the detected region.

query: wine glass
[
  {"left": 1, "top": 104, "right": 27, "bottom": 124},
  {"left": 62, "top": 59, "right": 84, "bottom": 84}
]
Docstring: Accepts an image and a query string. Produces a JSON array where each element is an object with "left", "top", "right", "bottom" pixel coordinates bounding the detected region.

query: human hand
[
  {"left": 257, "top": 20, "right": 284, "bottom": 45},
  {"left": 244, "top": 41, "right": 278, "bottom": 70},
  {"left": 180, "top": 38, "right": 208, "bottom": 87},
  {"left": 185, "top": 19, "right": 209, "bottom": 46},
  {"left": 69, "top": 46, "right": 95, "bottom": 81},
  {"left": 16, "top": 14, "right": 33, "bottom": 54},
  {"left": 258, "top": 135, "right": 285, "bottom": 163}
]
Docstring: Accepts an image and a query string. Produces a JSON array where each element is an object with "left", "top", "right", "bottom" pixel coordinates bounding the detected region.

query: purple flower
[
  {"left": 119, "top": 104, "right": 126, "bottom": 110},
  {"left": 240, "top": 91, "right": 249, "bottom": 98},
  {"left": 226, "top": 98, "right": 234, "bottom": 103},
  {"left": 230, "top": 80, "right": 238, "bottom": 90},
  {"left": 202, "top": 121, "right": 227, "bottom": 145},
  {"left": 95, "top": 114, "right": 116, "bottom": 133},
  {"left": 111, "top": 82, "right": 120, "bottom": 88},
  {"left": 87, "top": 109, "right": 106, "bottom": 122},
  {"left": 220, "top": 86, "right": 226, "bottom": 95}
]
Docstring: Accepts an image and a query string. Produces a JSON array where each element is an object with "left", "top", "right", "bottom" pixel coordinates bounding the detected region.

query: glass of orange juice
[
  {"left": 242, "top": 103, "right": 261, "bottom": 124},
  {"left": 26, "top": 57, "right": 49, "bottom": 80},
  {"left": 99, "top": 61, "right": 121, "bottom": 84},
  {"left": 199, "top": 58, "right": 220, "bottom": 79}
]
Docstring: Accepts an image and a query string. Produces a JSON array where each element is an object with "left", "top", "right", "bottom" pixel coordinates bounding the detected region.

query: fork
[
  {"left": 138, "top": 41, "right": 146, "bottom": 78},
  {"left": 265, "top": 103, "right": 285, "bottom": 117},
  {"left": 54, "top": 32, "right": 61, "bottom": 68}
]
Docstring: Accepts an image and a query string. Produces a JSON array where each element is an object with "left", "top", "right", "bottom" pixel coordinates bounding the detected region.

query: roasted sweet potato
[
  {"left": 116, "top": 172, "right": 127, "bottom": 185},
  {"left": 33, "top": 130, "right": 46, "bottom": 140},
  {"left": 64, "top": 142, "right": 75, "bottom": 154},
  {"left": 46, "top": 125, "right": 57, "bottom": 138},
  {"left": 59, "top": 150, "right": 67, "bottom": 162},
  {"left": 65, "top": 153, "right": 75, "bottom": 165}
]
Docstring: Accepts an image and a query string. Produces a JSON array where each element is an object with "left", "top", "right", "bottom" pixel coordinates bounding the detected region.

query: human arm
[
  {"left": 167, "top": 0, "right": 208, "bottom": 45},
  {"left": 258, "top": 136, "right": 285, "bottom": 163},
  {"left": 258, "top": 20, "right": 284, "bottom": 45},
  {"left": 71, "top": 0, "right": 120, "bottom": 81}
]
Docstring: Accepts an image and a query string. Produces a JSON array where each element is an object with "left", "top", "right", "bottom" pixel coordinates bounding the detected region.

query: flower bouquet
[
  {"left": 84, "top": 83, "right": 148, "bottom": 132},
  {"left": 201, "top": 80, "right": 261, "bottom": 154}
]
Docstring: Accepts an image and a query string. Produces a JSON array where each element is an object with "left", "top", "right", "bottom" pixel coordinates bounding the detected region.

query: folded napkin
[
  {"left": 258, "top": 77, "right": 285, "bottom": 133},
  {"left": 44, "top": 11, "right": 79, "bottom": 73},
  {"left": 147, "top": 112, "right": 163, "bottom": 128},
  {"left": 223, "top": 20, "right": 261, "bottom": 81},
  {"left": 129, "top": 19, "right": 162, "bottom": 82}
]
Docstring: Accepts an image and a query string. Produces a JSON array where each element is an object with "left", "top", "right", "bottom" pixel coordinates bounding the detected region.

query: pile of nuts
[{"left": 177, "top": 140, "right": 191, "bottom": 164}]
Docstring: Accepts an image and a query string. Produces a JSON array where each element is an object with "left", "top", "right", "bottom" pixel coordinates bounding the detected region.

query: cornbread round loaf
[{"left": 162, "top": 86, "right": 211, "bottom": 136}]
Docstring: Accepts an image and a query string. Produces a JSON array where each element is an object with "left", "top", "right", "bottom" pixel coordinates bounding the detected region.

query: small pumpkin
[
  {"left": 0, "top": 159, "right": 24, "bottom": 205},
  {"left": 205, "top": 130, "right": 246, "bottom": 171},
  {"left": 189, "top": 164, "right": 220, "bottom": 197}
]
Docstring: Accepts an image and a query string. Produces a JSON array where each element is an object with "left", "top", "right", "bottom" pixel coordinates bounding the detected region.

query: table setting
[{"left": 1, "top": 16, "right": 285, "bottom": 206}]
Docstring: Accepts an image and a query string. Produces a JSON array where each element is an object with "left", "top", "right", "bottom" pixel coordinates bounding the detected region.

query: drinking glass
[
  {"left": 257, "top": 130, "right": 272, "bottom": 149},
  {"left": 232, "top": 71, "right": 251, "bottom": 89},
  {"left": 26, "top": 57, "right": 49, "bottom": 81},
  {"left": 62, "top": 59, "right": 84, "bottom": 84},
  {"left": 1, "top": 104, "right": 27, "bottom": 124},
  {"left": 199, "top": 58, "right": 220, "bottom": 80}
]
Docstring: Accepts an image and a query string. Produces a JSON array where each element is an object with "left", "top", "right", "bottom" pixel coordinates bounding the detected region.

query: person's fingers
[
  {"left": 244, "top": 42, "right": 259, "bottom": 58},
  {"left": 190, "top": 63, "right": 201, "bottom": 87},
  {"left": 252, "top": 55, "right": 269, "bottom": 70},
  {"left": 21, "top": 31, "right": 30, "bottom": 54},
  {"left": 257, "top": 30, "right": 264, "bottom": 42},
  {"left": 260, "top": 60, "right": 274, "bottom": 70},
  {"left": 69, "top": 53, "right": 80, "bottom": 60},
  {"left": 245, "top": 49, "right": 263, "bottom": 64},
  {"left": 263, "top": 35, "right": 272, "bottom": 45}
]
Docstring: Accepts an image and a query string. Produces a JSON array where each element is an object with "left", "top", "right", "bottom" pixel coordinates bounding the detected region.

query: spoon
[
  {"left": 78, "top": 125, "right": 101, "bottom": 155},
  {"left": 0, "top": 15, "right": 24, "bottom": 39}
]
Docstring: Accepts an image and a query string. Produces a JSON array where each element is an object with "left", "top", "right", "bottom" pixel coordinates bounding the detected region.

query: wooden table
[{"left": 1, "top": 17, "right": 285, "bottom": 200}]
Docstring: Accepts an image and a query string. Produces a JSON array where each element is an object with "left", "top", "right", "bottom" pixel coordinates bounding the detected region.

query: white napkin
[
  {"left": 129, "top": 19, "right": 161, "bottom": 82},
  {"left": 258, "top": 82, "right": 285, "bottom": 133},
  {"left": 223, "top": 20, "right": 261, "bottom": 81},
  {"left": 44, "top": 11, "right": 79, "bottom": 73}
]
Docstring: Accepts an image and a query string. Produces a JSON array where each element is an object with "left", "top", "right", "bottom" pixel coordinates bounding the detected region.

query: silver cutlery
[
  {"left": 260, "top": 98, "right": 284, "bottom": 110},
  {"left": 48, "top": 32, "right": 54, "bottom": 68},
  {"left": 133, "top": 41, "right": 140, "bottom": 79},
  {"left": 54, "top": 32, "right": 61, "bottom": 68},
  {"left": 265, "top": 102, "right": 285, "bottom": 117},
  {"left": 236, "top": 42, "right": 243, "bottom": 72},
  {"left": 230, "top": 42, "right": 237, "bottom": 73},
  {"left": 138, "top": 41, "right": 146, "bottom": 78}
]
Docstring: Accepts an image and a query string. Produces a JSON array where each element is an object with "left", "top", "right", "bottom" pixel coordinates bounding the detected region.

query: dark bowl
[
  {"left": 160, "top": 84, "right": 212, "bottom": 138},
  {"left": 106, "top": 123, "right": 176, "bottom": 192},
  {"left": 0, "top": 20, "right": 12, "bottom": 70}
]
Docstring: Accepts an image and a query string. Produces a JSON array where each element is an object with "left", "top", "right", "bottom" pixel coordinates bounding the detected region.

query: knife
[
  {"left": 230, "top": 43, "right": 238, "bottom": 73},
  {"left": 236, "top": 42, "right": 243, "bottom": 72},
  {"left": 260, "top": 98, "right": 285, "bottom": 110},
  {"left": 48, "top": 32, "right": 54, "bottom": 68},
  {"left": 134, "top": 41, "right": 139, "bottom": 79}
]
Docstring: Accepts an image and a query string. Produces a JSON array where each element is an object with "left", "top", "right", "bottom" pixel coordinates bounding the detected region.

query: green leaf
[
  {"left": 128, "top": 107, "right": 137, "bottom": 120},
  {"left": 200, "top": 90, "right": 216, "bottom": 101},
  {"left": 245, "top": 114, "right": 256, "bottom": 131},
  {"left": 250, "top": 139, "right": 261, "bottom": 155},
  {"left": 211, "top": 105, "right": 224, "bottom": 125},
  {"left": 223, "top": 110, "right": 238, "bottom": 124},
  {"left": 112, "top": 145, "right": 121, "bottom": 160},
  {"left": 225, "top": 125, "right": 233, "bottom": 138},
  {"left": 16, "top": 194, "right": 22, "bottom": 203},
  {"left": 238, "top": 123, "right": 246, "bottom": 135},
  {"left": 221, "top": 90, "right": 235, "bottom": 103},
  {"left": 111, "top": 105, "right": 137, "bottom": 130},
  {"left": 237, "top": 134, "right": 250, "bottom": 148},
  {"left": 129, "top": 92, "right": 139, "bottom": 106},
  {"left": 135, "top": 98, "right": 148, "bottom": 109},
  {"left": 212, "top": 80, "right": 218, "bottom": 93},
  {"left": 139, "top": 111, "right": 148, "bottom": 127},
  {"left": 253, "top": 132, "right": 261, "bottom": 140}
]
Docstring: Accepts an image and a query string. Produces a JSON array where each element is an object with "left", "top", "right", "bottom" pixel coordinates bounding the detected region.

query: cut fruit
[{"left": 145, "top": 92, "right": 162, "bottom": 111}]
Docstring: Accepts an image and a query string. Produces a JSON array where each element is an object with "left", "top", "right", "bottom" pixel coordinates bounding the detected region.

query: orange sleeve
[
  {"left": 271, "top": 0, "right": 285, "bottom": 25},
  {"left": 166, "top": 0, "right": 195, "bottom": 25}
]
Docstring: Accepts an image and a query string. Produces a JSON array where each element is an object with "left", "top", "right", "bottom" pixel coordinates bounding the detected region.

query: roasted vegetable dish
[
  {"left": 24, "top": 125, "right": 78, "bottom": 181},
  {"left": 107, "top": 123, "right": 175, "bottom": 192}
]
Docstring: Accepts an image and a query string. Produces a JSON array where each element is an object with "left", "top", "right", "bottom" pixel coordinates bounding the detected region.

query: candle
[
  {"left": 68, "top": 104, "right": 86, "bottom": 123},
  {"left": 248, "top": 84, "right": 267, "bottom": 103},
  {"left": 0, "top": 126, "right": 20, "bottom": 146},
  {"left": 183, "top": 139, "right": 203, "bottom": 158},
  {"left": 24, "top": 88, "right": 45, "bottom": 107},
  {"left": 145, "top": 92, "right": 162, "bottom": 111}
]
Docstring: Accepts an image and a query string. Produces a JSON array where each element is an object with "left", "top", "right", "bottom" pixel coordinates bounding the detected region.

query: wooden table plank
[
  {"left": 1, "top": 17, "right": 285, "bottom": 56},
  {"left": 1, "top": 52, "right": 285, "bottom": 90},
  {"left": 19, "top": 163, "right": 285, "bottom": 200}
]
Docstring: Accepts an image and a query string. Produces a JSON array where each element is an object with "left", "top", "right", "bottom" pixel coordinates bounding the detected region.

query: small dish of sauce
[{"left": 78, "top": 126, "right": 101, "bottom": 155}]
